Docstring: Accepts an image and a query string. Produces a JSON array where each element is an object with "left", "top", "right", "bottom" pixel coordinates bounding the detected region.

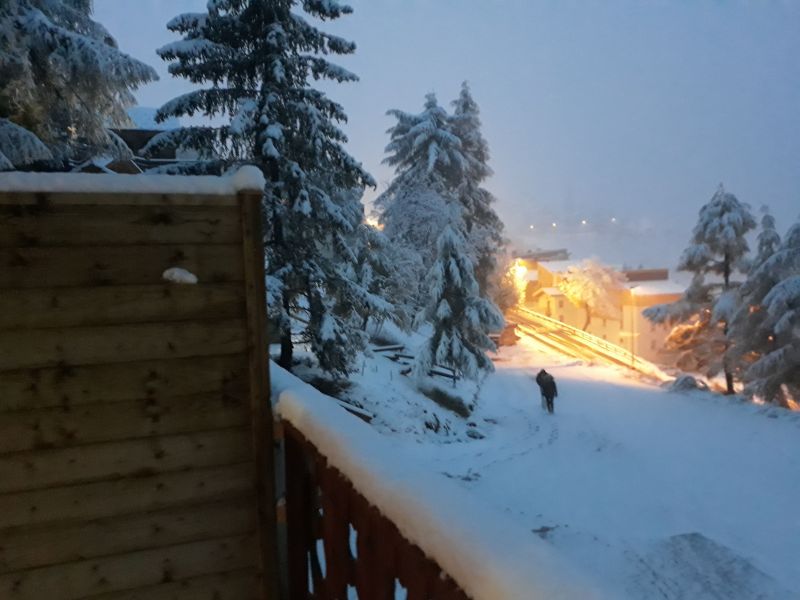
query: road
[{"left": 410, "top": 339, "right": 799, "bottom": 599}]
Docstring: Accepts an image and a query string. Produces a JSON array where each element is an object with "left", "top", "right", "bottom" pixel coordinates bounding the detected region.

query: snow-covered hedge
[{"left": 272, "top": 363, "right": 596, "bottom": 600}]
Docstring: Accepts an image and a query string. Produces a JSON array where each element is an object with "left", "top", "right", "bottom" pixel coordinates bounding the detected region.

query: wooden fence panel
[{"left": 0, "top": 183, "right": 277, "bottom": 599}]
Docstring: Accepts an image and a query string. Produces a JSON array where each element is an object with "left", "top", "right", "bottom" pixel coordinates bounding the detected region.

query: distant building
[{"left": 518, "top": 259, "right": 683, "bottom": 364}]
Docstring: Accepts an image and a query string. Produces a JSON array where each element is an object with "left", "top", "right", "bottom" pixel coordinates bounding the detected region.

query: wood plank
[
  {"left": 0, "top": 284, "right": 245, "bottom": 330},
  {"left": 0, "top": 319, "right": 247, "bottom": 370},
  {"left": 0, "top": 205, "right": 241, "bottom": 247},
  {"left": 0, "top": 244, "right": 243, "bottom": 289},
  {"left": 79, "top": 569, "right": 260, "bottom": 600},
  {"left": 0, "top": 534, "right": 256, "bottom": 600},
  {"left": 1, "top": 355, "right": 248, "bottom": 412},
  {"left": 0, "top": 192, "right": 238, "bottom": 207},
  {"left": 0, "top": 428, "right": 251, "bottom": 494},
  {"left": 0, "top": 498, "right": 256, "bottom": 573},
  {"left": 0, "top": 462, "right": 254, "bottom": 529},
  {"left": 0, "top": 391, "right": 249, "bottom": 453},
  {"left": 239, "top": 190, "right": 280, "bottom": 600}
]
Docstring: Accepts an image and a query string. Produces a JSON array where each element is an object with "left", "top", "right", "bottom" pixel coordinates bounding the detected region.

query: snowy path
[{"left": 404, "top": 340, "right": 800, "bottom": 599}]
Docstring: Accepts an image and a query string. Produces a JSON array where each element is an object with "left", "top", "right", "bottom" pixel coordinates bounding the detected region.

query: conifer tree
[
  {"left": 415, "top": 226, "right": 504, "bottom": 381},
  {"left": 352, "top": 222, "right": 413, "bottom": 329},
  {"left": 0, "top": 0, "right": 156, "bottom": 166},
  {"left": 728, "top": 218, "right": 800, "bottom": 406},
  {"left": 376, "top": 93, "right": 467, "bottom": 267},
  {"left": 450, "top": 82, "right": 505, "bottom": 295},
  {"left": 153, "top": 0, "right": 375, "bottom": 374},
  {"left": 752, "top": 206, "right": 781, "bottom": 271},
  {"left": 645, "top": 185, "right": 755, "bottom": 393}
]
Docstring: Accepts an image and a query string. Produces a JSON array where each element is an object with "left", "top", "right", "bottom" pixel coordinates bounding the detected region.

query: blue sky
[{"left": 96, "top": 0, "right": 799, "bottom": 250}]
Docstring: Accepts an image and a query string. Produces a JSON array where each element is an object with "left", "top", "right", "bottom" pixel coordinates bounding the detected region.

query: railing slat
[
  {"left": 285, "top": 430, "right": 311, "bottom": 598},
  {"left": 319, "top": 461, "right": 351, "bottom": 598}
]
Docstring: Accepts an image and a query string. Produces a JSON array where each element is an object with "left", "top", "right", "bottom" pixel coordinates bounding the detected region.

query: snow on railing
[
  {"left": 272, "top": 364, "right": 596, "bottom": 600},
  {"left": 514, "top": 307, "right": 672, "bottom": 382},
  {"left": 0, "top": 165, "right": 265, "bottom": 194}
]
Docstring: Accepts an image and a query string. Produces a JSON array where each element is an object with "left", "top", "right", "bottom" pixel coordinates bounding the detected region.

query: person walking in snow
[{"left": 536, "top": 369, "right": 558, "bottom": 414}]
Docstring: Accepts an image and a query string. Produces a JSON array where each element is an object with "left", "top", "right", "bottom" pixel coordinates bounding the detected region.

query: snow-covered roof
[
  {"left": 272, "top": 363, "right": 595, "bottom": 600},
  {"left": 538, "top": 259, "right": 583, "bottom": 273},
  {"left": 628, "top": 281, "right": 684, "bottom": 296},
  {"left": 536, "top": 287, "right": 565, "bottom": 297},
  {"left": 0, "top": 165, "right": 265, "bottom": 195},
  {"left": 127, "top": 106, "right": 182, "bottom": 131}
]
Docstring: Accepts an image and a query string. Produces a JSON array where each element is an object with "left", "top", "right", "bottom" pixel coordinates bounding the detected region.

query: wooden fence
[
  {"left": 0, "top": 178, "right": 278, "bottom": 599},
  {"left": 283, "top": 423, "right": 470, "bottom": 600}
]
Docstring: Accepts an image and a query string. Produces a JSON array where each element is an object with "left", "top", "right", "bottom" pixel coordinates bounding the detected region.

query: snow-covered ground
[{"left": 314, "top": 336, "right": 800, "bottom": 599}]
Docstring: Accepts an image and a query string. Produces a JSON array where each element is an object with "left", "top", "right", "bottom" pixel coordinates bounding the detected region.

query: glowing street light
[
  {"left": 611, "top": 217, "right": 617, "bottom": 223},
  {"left": 581, "top": 219, "right": 587, "bottom": 225},
  {"left": 529, "top": 224, "right": 534, "bottom": 230},
  {"left": 551, "top": 222, "right": 557, "bottom": 228}
]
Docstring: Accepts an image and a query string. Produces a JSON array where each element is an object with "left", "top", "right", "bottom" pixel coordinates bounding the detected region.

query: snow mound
[
  {"left": 162, "top": 267, "right": 198, "bottom": 285},
  {"left": 628, "top": 533, "right": 791, "bottom": 600},
  {"left": 669, "top": 374, "right": 709, "bottom": 392},
  {"left": 0, "top": 165, "right": 265, "bottom": 195}
]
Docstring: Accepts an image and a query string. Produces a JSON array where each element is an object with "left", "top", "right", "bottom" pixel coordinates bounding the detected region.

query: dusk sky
[{"left": 96, "top": 0, "right": 800, "bottom": 255}]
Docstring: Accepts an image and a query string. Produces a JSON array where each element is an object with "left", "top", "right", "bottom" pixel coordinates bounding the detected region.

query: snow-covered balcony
[{"left": 272, "top": 365, "right": 591, "bottom": 600}]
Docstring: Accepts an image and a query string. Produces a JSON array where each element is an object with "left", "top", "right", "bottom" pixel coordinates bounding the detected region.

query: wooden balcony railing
[{"left": 284, "top": 422, "right": 470, "bottom": 600}]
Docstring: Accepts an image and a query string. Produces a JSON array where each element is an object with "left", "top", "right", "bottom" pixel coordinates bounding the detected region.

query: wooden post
[{"left": 239, "top": 190, "right": 281, "bottom": 599}]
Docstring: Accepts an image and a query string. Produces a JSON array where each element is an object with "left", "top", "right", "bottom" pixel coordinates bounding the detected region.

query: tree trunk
[
  {"left": 278, "top": 296, "right": 293, "bottom": 371},
  {"left": 724, "top": 369, "right": 735, "bottom": 395},
  {"left": 582, "top": 304, "right": 591, "bottom": 331},
  {"left": 722, "top": 252, "right": 735, "bottom": 394}
]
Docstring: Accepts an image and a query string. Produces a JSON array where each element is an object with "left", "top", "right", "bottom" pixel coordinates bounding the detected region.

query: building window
[
  {"left": 559, "top": 314, "right": 564, "bottom": 322},
  {"left": 558, "top": 299, "right": 564, "bottom": 309},
  {"left": 602, "top": 334, "right": 607, "bottom": 340},
  {"left": 602, "top": 318, "right": 607, "bottom": 327},
  {"left": 651, "top": 340, "right": 657, "bottom": 350}
]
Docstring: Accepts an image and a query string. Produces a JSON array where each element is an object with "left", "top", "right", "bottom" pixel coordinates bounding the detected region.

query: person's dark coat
[
  {"left": 536, "top": 370, "right": 557, "bottom": 399},
  {"left": 536, "top": 369, "right": 558, "bottom": 413}
]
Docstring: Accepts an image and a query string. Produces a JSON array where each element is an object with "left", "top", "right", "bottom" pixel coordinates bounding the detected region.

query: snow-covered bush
[{"left": 558, "top": 259, "right": 627, "bottom": 331}]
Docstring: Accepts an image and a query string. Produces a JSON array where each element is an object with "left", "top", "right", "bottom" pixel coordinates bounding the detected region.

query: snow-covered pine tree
[
  {"left": 644, "top": 184, "right": 755, "bottom": 393},
  {"left": 727, "top": 217, "right": 800, "bottom": 406},
  {"left": 415, "top": 226, "right": 505, "bottom": 381},
  {"left": 153, "top": 0, "right": 375, "bottom": 374},
  {"left": 558, "top": 259, "right": 627, "bottom": 331},
  {"left": 352, "top": 221, "right": 416, "bottom": 330},
  {"left": 0, "top": 118, "right": 52, "bottom": 171},
  {"left": 450, "top": 82, "right": 505, "bottom": 296},
  {"left": 753, "top": 206, "right": 781, "bottom": 271},
  {"left": 725, "top": 207, "right": 783, "bottom": 379},
  {"left": 376, "top": 93, "right": 467, "bottom": 267},
  {"left": 0, "top": 0, "right": 156, "bottom": 166}
]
